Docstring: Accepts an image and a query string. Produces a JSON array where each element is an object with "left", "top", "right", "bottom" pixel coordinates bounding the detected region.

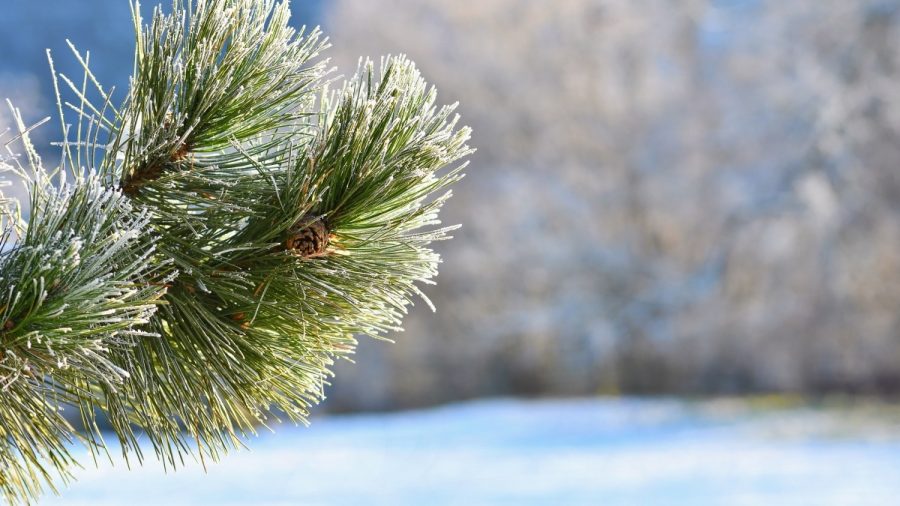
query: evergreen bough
[{"left": 0, "top": 1, "right": 472, "bottom": 503}]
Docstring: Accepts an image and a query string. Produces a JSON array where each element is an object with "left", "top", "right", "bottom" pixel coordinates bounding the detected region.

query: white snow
[{"left": 45, "top": 398, "right": 900, "bottom": 505}]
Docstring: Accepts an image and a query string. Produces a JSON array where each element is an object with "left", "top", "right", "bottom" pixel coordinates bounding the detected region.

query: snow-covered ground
[{"left": 46, "top": 398, "right": 900, "bottom": 505}]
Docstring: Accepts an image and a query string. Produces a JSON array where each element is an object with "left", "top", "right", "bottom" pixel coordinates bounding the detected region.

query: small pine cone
[{"left": 286, "top": 215, "right": 330, "bottom": 257}]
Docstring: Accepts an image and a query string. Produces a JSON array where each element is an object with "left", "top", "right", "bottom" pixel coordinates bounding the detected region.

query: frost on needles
[{"left": 0, "top": 0, "right": 472, "bottom": 503}]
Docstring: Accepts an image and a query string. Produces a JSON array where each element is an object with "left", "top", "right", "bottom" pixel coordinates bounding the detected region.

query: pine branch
[{"left": 0, "top": 0, "right": 472, "bottom": 503}]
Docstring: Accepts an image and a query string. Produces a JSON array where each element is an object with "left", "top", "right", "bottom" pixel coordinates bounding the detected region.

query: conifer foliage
[{"left": 0, "top": 1, "right": 471, "bottom": 502}]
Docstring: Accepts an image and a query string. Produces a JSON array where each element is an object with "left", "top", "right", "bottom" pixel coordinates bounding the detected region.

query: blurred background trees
[{"left": 4, "top": 0, "right": 900, "bottom": 411}]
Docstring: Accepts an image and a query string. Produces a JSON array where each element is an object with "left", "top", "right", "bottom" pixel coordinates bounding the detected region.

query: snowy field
[{"left": 45, "top": 398, "right": 900, "bottom": 505}]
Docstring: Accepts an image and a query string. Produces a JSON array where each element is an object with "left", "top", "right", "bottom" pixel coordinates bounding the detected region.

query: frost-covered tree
[
  {"left": 324, "top": 0, "right": 900, "bottom": 402},
  {"left": 0, "top": 0, "right": 471, "bottom": 503}
]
